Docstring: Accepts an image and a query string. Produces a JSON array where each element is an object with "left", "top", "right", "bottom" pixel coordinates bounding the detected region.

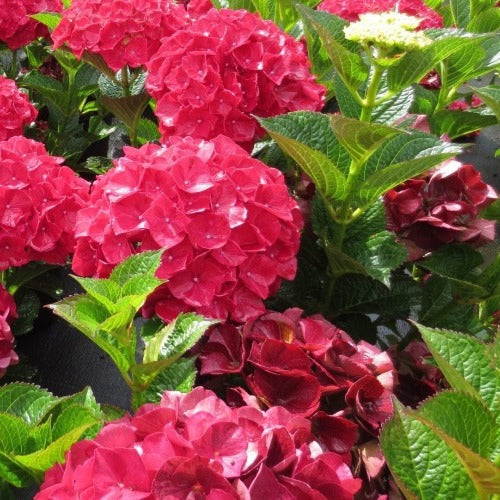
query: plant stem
[
  {"left": 435, "top": 61, "right": 449, "bottom": 112},
  {"left": 121, "top": 67, "right": 131, "bottom": 97}
]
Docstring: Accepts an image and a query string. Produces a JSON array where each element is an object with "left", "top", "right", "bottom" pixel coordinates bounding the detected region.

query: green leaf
[
  {"left": 430, "top": 110, "right": 497, "bottom": 139},
  {"left": 467, "top": 7, "right": 500, "bottom": 34},
  {"left": 416, "top": 323, "right": 499, "bottom": 414},
  {"left": 329, "top": 115, "right": 403, "bottom": 166},
  {"left": 136, "top": 118, "right": 160, "bottom": 145},
  {"left": 417, "top": 391, "right": 498, "bottom": 459},
  {"left": 0, "top": 384, "right": 57, "bottom": 426},
  {"left": 0, "top": 414, "right": 30, "bottom": 454},
  {"left": 418, "top": 244, "right": 483, "bottom": 279},
  {"left": 109, "top": 250, "right": 163, "bottom": 286},
  {"left": 9, "top": 289, "right": 40, "bottom": 336},
  {"left": 30, "top": 12, "right": 61, "bottom": 31},
  {"left": 332, "top": 73, "right": 361, "bottom": 119},
  {"left": 71, "top": 276, "right": 121, "bottom": 313},
  {"left": 263, "top": 129, "right": 347, "bottom": 201},
  {"left": 98, "top": 305, "right": 136, "bottom": 346},
  {"left": 449, "top": 0, "right": 471, "bottom": 28},
  {"left": 21, "top": 71, "right": 65, "bottom": 112},
  {"left": 143, "top": 313, "right": 216, "bottom": 364},
  {"left": 0, "top": 451, "right": 37, "bottom": 488},
  {"left": 51, "top": 405, "right": 100, "bottom": 441},
  {"left": 470, "top": 85, "right": 500, "bottom": 121},
  {"left": 140, "top": 357, "right": 197, "bottom": 404},
  {"left": 372, "top": 86, "right": 415, "bottom": 125},
  {"left": 481, "top": 199, "right": 500, "bottom": 222},
  {"left": 26, "top": 419, "right": 52, "bottom": 454},
  {"left": 381, "top": 401, "right": 478, "bottom": 500},
  {"left": 259, "top": 111, "right": 350, "bottom": 174},
  {"left": 358, "top": 149, "right": 459, "bottom": 206},
  {"left": 120, "top": 275, "right": 162, "bottom": 298},
  {"left": 3, "top": 262, "right": 57, "bottom": 295},
  {"left": 298, "top": 5, "right": 368, "bottom": 90}
]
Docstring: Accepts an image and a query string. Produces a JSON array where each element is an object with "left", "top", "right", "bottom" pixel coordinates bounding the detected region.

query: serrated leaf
[
  {"left": 259, "top": 111, "right": 350, "bottom": 174},
  {"left": 25, "top": 419, "right": 52, "bottom": 454},
  {"left": 300, "top": 6, "right": 369, "bottom": 90},
  {"left": 358, "top": 151, "right": 458, "bottom": 206},
  {"left": 467, "top": 7, "right": 500, "bottom": 34},
  {"left": 109, "top": 250, "right": 163, "bottom": 286},
  {"left": 449, "top": 0, "right": 471, "bottom": 28},
  {"left": 264, "top": 129, "right": 347, "bottom": 201},
  {"left": 136, "top": 118, "right": 160, "bottom": 145},
  {"left": 143, "top": 313, "right": 216, "bottom": 364},
  {"left": 3, "top": 262, "right": 57, "bottom": 295},
  {"left": 30, "top": 12, "right": 61, "bottom": 30},
  {"left": 416, "top": 323, "right": 499, "bottom": 414},
  {"left": 120, "top": 275, "right": 162, "bottom": 298},
  {"left": 140, "top": 357, "right": 197, "bottom": 405},
  {"left": 10, "top": 289, "right": 40, "bottom": 336},
  {"left": 418, "top": 244, "right": 483, "bottom": 279},
  {"left": 71, "top": 276, "right": 121, "bottom": 313},
  {"left": 416, "top": 391, "right": 498, "bottom": 459},
  {"left": 372, "top": 86, "right": 415, "bottom": 125},
  {"left": 381, "top": 401, "right": 478, "bottom": 500},
  {"left": 0, "top": 384, "right": 57, "bottom": 426},
  {"left": 0, "top": 414, "right": 30, "bottom": 454},
  {"left": 430, "top": 110, "right": 497, "bottom": 139},
  {"left": 99, "top": 305, "right": 136, "bottom": 346},
  {"left": 15, "top": 422, "right": 95, "bottom": 472},
  {"left": 0, "top": 452, "right": 37, "bottom": 488},
  {"left": 330, "top": 115, "right": 403, "bottom": 166},
  {"left": 21, "top": 71, "right": 65, "bottom": 112},
  {"left": 51, "top": 405, "right": 100, "bottom": 441}
]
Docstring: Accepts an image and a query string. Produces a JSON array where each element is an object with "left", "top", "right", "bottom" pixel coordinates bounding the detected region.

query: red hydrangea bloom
[
  {"left": 51, "top": 0, "right": 192, "bottom": 71},
  {"left": 0, "top": 283, "right": 18, "bottom": 378},
  {"left": 199, "top": 308, "right": 395, "bottom": 431},
  {"left": 318, "top": 0, "right": 443, "bottom": 29},
  {"left": 72, "top": 135, "right": 303, "bottom": 322},
  {"left": 0, "top": 0, "right": 62, "bottom": 49},
  {"left": 37, "top": 387, "right": 362, "bottom": 499},
  {"left": 0, "top": 76, "right": 37, "bottom": 141},
  {"left": 146, "top": 8, "right": 326, "bottom": 148},
  {"left": 0, "top": 136, "right": 90, "bottom": 270},
  {"left": 384, "top": 159, "right": 497, "bottom": 259}
]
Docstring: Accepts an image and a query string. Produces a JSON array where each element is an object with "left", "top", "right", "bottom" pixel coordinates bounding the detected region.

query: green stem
[
  {"left": 121, "top": 67, "right": 131, "bottom": 97},
  {"left": 435, "top": 61, "right": 449, "bottom": 112}
]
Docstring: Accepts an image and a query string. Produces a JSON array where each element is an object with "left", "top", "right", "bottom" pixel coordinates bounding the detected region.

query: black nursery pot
[{"left": 16, "top": 268, "right": 132, "bottom": 411}]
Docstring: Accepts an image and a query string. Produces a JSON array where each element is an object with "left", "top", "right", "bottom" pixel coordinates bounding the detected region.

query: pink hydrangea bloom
[
  {"left": 0, "top": 136, "right": 90, "bottom": 270},
  {"left": 72, "top": 135, "right": 303, "bottom": 322},
  {"left": 51, "top": 0, "right": 192, "bottom": 71},
  {"left": 0, "top": 284, "right": 18, "bottom": 378},
  {"left": 318, "top": 0, "right": 443, "bottom": 29},
  {"left": 146, "top": 8, "right": 326, "bottom": 148},
  {"left": 0, "top": 0, "right": 62, "bottom": 49},
  {"left": 200, "top": 308, "right": 396, "bottom": 431},
  {"left": 0, "top": 76, "right": 37, "bottom": 141},
  {"left": 36, "top": 388, "right": 362, "bottom": 499},
  {"left": 384, "top": 160, "right": 497, "bottom": 259}
]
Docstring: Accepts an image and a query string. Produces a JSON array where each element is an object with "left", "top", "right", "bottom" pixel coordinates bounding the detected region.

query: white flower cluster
[{"left": 344, "top": 12, "right": 432, "bottom": 52}]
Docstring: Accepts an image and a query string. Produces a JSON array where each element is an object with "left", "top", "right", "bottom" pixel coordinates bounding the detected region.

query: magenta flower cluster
[
  {"left": 0, "top": 284, "right": 18, "bottom": 378},
  {"left": 72, "top": 135, "right": 303, "bottom": 322},
  {"left": 0, "top": 75, "right": 38, "bottom": 141},
  {"left": 146, "top": 8, "right": 326, "bottom": 148},
  {"left": 0, "top": 136, "right": 90, "bottom": 270},
  {"left": 36, "top": 387, "right": 362, "bottom": 499}
]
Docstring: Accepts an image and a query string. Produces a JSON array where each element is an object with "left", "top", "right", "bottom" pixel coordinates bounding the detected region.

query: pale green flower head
[{"left": 343, "top": 12, "right": 432, "bottom": 53}]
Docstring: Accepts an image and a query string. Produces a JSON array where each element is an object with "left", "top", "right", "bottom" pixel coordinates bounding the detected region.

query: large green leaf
[
  {"left": 381, "top": 401, "right": 483, "bottom": 500},
  {"left": 298, "top": 5, "right": 368, "bottom": 90},
  {"left": 0, "top": 384, "right": 57, "bottom": 426},
  {"left": 0, "top": 414, "right": 30, "bottom": 454},
  {"left": 259, "top": 112, "right": 350, "bottom": 174},
  {"left": 416, "top": 323, "right": 499, "bottom": 415},
  {"left": 430, "top": 110, "right": 497, "bottom": 140},
  {"left": 467, "top": 7, "right": 500, "bottom": 33},
  {"left": 357, "top": 150, "right": 458, "bottom": 206},
  {"left": 329, "top": 115, "right": 403, "bottom": 166},
  {"left": 264, "top": 130, "right": 347, "bottom": 201},
  {"left": 470, "top": 85, "right": 500, "bottom": 121},
  {"left": 30, "top": 12, "right": 61, "bottom": 31},
  {"left": 418, "top": 244, "right": 483, "bottom": 279},
  {"left": 109, "top": 250, "right": 163, "bottom": 286},
  {"left": 71, "top": 276, "right": 121, "bottom": 313}
]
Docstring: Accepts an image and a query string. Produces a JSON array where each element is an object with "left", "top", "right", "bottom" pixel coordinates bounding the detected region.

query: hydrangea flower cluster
[
  {"left": 384, "top": 160, "right": 497, "bottom": 259},
  {"left": 318, "top": 0, "right": 443, "bottom": 29},
  {"left": 0, "top": 284, "right": 18, "bottom": 378},
  {"left": 343, "top": 12, "right": 432, "bottom": 52},
  {"left": 0, "top": 0, "right": 62, "bottom": 49},
  {"left": 36, "top": 387, "right": 362, "bottom": 499},
  {"left": 51, "top": 0, "right": 192, "bottom": 71},
  {"left": 146, "top": 8, "right": 326, "bottom": 148},
  {"left": 0, "top": 76, "right": 38, "bottom": 141},
  {"left": 0, "top": 136, "right": 90, "bottom": 270},
  {"left": 72, "top": 135, "right": 303, "bottom": 322},
  {"left": 199, "top": 308, "right": 395, "bottom": 432}
]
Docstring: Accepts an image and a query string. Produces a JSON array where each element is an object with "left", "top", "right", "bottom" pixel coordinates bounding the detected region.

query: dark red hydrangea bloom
[
  {"left": 384, "top": 159, "right": 497, "bottom": 259},
  {"left": 0, "top": 284, "right": 18, "bottom": 378},
  {"left": 318, "top": 0, "right": 442, "bottom": 29},
  {"left": 146, "top": 8, "right": 326, "bottom": 148},
  {"left": 0, "top": 136, "right": 90, "bottom": 270},
  {"left": 72, "top": 135, "right": 303, "bottom": 323},
  {"left": 36, "top": 388, "right": 362, "bottom": 499},
  {"left": 0, "top": 0, "right": 62, "bottom": 49},
  {"left": 0, "top": 76, "right": 37, "bottom": 141},
  {"left": 51, "top": 0, "right": 192, "bottom": 71},
  {"left": 199, "top": 308, "right": 395, "bottom": 430}
]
